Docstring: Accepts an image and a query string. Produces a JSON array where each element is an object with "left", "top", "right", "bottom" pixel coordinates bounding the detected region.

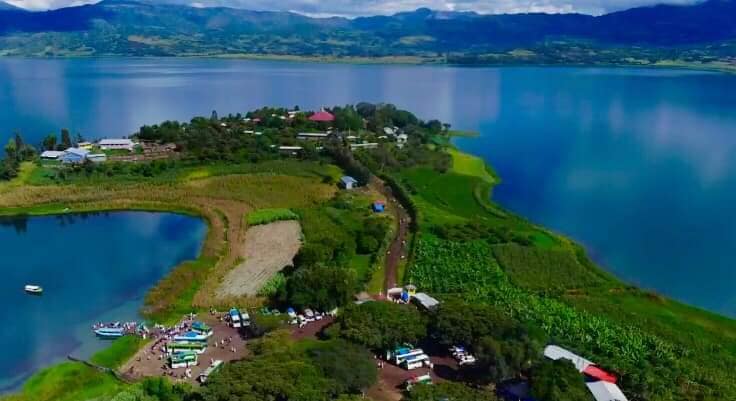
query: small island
[{"left": 0, "top": 103, "right": 734, "bottom": 401}]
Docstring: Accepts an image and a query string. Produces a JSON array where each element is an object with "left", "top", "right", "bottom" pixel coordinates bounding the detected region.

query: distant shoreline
[{"left": 0, "top": 53, "right": 734, "bottom": 74}]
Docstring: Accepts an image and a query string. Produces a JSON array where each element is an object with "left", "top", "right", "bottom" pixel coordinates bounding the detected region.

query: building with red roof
[{"left": 309, "top": 110, "right": 335, "bottom": 122}]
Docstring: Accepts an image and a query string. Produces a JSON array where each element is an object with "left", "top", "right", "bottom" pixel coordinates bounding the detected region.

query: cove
[
  {"left": 1, "top": 59, "right": 736, "bottom": 319},
  {"left": 0, "top": 211, "right": 207, "bottom": 392}
]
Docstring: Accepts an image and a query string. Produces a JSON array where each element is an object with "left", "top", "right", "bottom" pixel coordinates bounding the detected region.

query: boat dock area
[{"left": 119, "top": 314, "right": 247, "bottom": 385}]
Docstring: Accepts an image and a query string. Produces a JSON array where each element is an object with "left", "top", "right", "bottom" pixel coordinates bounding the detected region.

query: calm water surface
[
  {"left": 1, "top": 59, "right": 735, "bottom": 319},
  {"left": 0, "top": 211, "right": 206, "bottom": 391}
]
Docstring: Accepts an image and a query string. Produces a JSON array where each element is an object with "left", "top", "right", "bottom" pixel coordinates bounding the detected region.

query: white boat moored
[{"left": 24, "top": 285, "right": 43, "bottom": 294}]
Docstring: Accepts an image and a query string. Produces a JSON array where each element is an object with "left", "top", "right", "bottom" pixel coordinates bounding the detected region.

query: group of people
[
  {"left": 92, "top": 321, "right": 143, "bottom": 335},
  {"left": 214, "top": 336, "right": 237, "bottom": 353}
]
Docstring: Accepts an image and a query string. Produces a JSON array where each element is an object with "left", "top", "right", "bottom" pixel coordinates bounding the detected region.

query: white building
[
  {"left": 40, "top": 150, "right": 64, "bottom": 160},
  {"left": 87, "top": 153, "right": 108, "bottom": 163},
  {"left": 99, "top": 138, "right": 135, "bottom": 151},
  {"left": 297, "top": 132, "right": 330, "bottom": 141},
  {"left": 397, "top": 133, "right": 409, "bottom": 148},
  {"left": 412, "top": 292, "right": 440, "bottom": 310},
  {"left": 350, "top": 143, "right": 379, "bottom": 150}
]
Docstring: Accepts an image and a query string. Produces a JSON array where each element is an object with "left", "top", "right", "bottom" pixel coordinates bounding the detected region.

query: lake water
[
  {"left": 1, "top": 59, "right": 735, "bottom": 318},
  {"left": 0, "top": 211, "right": 206, "bottom": 391}
]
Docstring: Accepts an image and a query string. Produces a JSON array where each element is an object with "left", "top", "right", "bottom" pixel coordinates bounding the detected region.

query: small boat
[
  {"left": 173, "top": 331, "right": 209, "bottom": 343},
  {"left": 95, "top": 327, "right": 125, "bottom": 339},
  {"left": 24, "top": 285, "right": 43, "bottom": 295},
  {"left": 191, "top": 321, "right": 213, "bottom": 337}
]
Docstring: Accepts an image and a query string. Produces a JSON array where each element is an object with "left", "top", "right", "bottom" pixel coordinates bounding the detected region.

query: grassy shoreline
[
  {"left": 448, "top": 148, "right": 736, "bottom": 322},
  {"left": 1, "top": 54, "right": 735, "bottom": 75}
]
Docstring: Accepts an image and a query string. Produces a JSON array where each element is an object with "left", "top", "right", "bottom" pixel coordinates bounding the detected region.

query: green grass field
[
  {"left": 448, "top": 148, "right": 496, "bottom": 184},
  {"left": 90, "top": 336, "right": 147, "bottom": 369},
  {"left": 247, "top": 208, "right": 299, "bottom": 225},
  {"left": 3, "top": 336, "right": 147, "bottom": 401},
  {"left": 3, "top": 363, "right": 124, "bottom": 401}
]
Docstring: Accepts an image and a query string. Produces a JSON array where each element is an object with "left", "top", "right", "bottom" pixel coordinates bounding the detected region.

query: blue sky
[{"left": 6, "top": 0, "right": 702, "bottom": 16}]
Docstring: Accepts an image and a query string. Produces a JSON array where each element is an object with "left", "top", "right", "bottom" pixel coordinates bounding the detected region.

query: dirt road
[{"left": 370, "top": 178, "right": 411, "bottom": 293}]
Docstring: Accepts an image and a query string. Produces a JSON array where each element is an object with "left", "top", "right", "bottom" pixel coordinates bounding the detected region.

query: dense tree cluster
[
  {"left": 199, "top": 336, "right": 377, "bottom": 401},
  {"left": 430, "top": 300, "right": 544, "bottom": 383},
  {"left": 272, "top": 194, "right": 391, "bottom": 312},
  {"left": 404, "top": 382, "right": 499, "bottom": 401},
  {"left": 283, "top": 265, "right": 358, "bottom": 312},
  {"left": 337, "top": 302, "right": 428, "bottom": 351},
  {"left": 529, "top": 359, "right": 591, "bottom": 401},
  {"left": 0, "top": 133, "right": 35, "bottom": 179}
]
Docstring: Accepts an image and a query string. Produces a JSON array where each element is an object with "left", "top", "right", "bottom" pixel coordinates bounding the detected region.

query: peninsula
[{"left": 0, "top": 104, "right": 734, "bottom": 401}]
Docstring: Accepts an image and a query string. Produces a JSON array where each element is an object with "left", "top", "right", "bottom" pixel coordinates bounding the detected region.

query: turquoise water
[
  {"left": 0, "top": 211, "right": 206, "bottom": 391},
  {"left": 0, "top": 59, "right": 735, "bottom": 318}
]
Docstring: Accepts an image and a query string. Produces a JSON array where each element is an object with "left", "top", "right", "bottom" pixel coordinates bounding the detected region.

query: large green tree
[
  {"left": 42, "top": 133, "right": 57, "bottom": 151},
  {"left": 306, "top": 340, "right": 378, "bottom": 394},
  {"left": 429, "top": 300, "right": 522, "bottom": 347},
  {"left": 403, "top": 382, "right": 499, "bottom": 401},
  {"left": 201, "top": 357, "right": 332, "bottom": 401},
  {"left": 60, "top": 128, "right": 72, "bottom": 149},
  {"left": 529, "top": 359, "right": 591, "bottom": 401},
  {"left": 287, "top": 265, "right": 358, "bottom": 311},
  {"left": 338, "top": 302, "right": 427, "bottom": 350}
]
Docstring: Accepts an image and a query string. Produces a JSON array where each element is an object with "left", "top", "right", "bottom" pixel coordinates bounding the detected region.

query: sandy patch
[{"left": 217, "top": 220, "right": 302, "bottom": 298}]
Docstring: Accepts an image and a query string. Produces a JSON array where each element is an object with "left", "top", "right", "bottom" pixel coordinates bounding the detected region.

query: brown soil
[{"left": 291, "top": 316, "right": 334, "bottom": 340}]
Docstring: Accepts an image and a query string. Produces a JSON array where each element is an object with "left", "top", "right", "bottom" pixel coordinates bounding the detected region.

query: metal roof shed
[
  {"left": 40, "top": 150, "right": 64, "bottom": 159},
  {"left": 586, "top": 381, "right": 629, "bottom": 401},
  {"left": 413, "top": 292, "right": 440, "bottom": 310}
]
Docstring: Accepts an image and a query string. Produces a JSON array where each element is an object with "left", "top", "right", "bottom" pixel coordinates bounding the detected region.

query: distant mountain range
[{"left": 0, "top": 0, "right": 734, "bottom": 69}]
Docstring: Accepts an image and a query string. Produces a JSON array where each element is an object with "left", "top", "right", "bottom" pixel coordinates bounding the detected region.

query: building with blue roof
[{"left": 60, "top": 147, "right": 90, "bottom": 164}]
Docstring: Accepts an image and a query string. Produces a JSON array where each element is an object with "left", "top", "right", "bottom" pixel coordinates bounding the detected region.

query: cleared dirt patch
[{"left": 217, "top": 220, "right": 302, "bottom": 299}]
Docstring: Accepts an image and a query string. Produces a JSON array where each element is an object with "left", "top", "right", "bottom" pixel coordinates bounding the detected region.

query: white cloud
[
  {"left": 5, "top": 0, "right": 702, "bottom": 16},
  {"left": 6, "top": 0, "right": 98, "bottom": 10}
]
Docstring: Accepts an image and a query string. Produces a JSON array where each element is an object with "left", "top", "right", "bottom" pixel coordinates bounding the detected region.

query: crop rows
[{"left": 409, "top": 235, "right": 680, "bottom": 368}]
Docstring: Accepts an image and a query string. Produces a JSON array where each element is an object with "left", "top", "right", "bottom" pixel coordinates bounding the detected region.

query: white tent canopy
[
  {"left": 586, "top": 381, "right": 629, "bottom": 401},
  {"left": 543, "top": 345, "right": 593, "bottom": 372}
]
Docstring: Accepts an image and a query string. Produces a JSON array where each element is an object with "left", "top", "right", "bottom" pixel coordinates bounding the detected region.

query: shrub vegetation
[{"left": 246, "top": 208, "right": 299, "bottom": 225}]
